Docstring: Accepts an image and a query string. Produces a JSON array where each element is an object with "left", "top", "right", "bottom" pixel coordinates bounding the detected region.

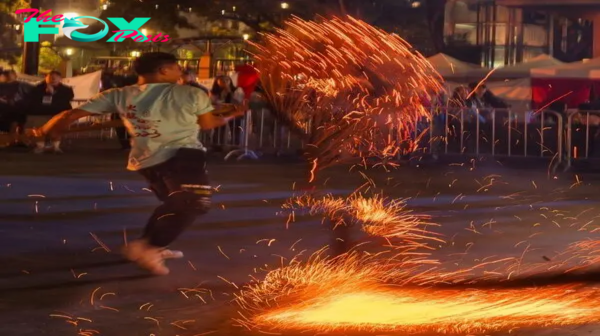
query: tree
[
  {"left": 0, "top": 0, "right": 28, "bottom": 64},
  {"left": 14, "top": 41, "right": 63, "bottom": 73},
  {"left": 37, "top": 42, "right": 62, "bottom": 72}
]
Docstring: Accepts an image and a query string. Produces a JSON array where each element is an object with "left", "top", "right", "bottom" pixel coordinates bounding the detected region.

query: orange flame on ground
[{"left": 255, "top": 284, "right": 600, "bottom": 334}]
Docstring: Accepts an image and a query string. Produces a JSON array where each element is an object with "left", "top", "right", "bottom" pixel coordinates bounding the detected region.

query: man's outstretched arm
[
  {"left": 34, "top": 109, "right": 96, "bottom": 138},
  {"left": 197, "top": 104, "right": 247, "bottom": 130},
  {"left": 34, "top": 90, "right": 119, "bottom": 138}
]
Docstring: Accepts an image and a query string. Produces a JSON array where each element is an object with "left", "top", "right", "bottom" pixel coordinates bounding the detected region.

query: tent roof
[
  {"left": 487, "top": 54, "right": 563, "bottom": 79},
  {"left": 531, "top": 57, "right": 600, "bottom": 79},
  {"left": 427, "top": 53, "right": 482, "bottom": 77}
]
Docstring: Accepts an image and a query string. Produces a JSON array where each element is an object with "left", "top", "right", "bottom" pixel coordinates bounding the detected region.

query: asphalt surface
[{"left": 1, "top": 148, "right": 599, "bottom": 336}]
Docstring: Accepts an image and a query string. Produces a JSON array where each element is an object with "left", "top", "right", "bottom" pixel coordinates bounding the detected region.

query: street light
[
  {"left": 102, "top": 3, "right": 108, "bottom": 10},
  {"left": 281, "top": 2, "right": 289, "bottom": 9},
  {"left": 243, "top": 33, "right": 250, "bottom": 41},
  {"left": 411, "top": 1, "right": 421, "bottom": 8},
  {"left": 130, "top": 51, "right": 140, "bottom": 57},
  {"left": 65, "top": 48, "right": 73, "bottom": 56},
  {"left": 141, "top": 28, "right": 148, "bottom": 36}
]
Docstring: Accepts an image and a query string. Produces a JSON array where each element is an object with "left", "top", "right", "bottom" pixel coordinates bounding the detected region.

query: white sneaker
[
  {"left": 122, "top": 239, "right": 170, "bottom": 275},
  {"left": 33, "top": 147, "right": 45, "bottom": 154},
  {"left": 161, "top": 249, "right": 184, "bottom": 259}
]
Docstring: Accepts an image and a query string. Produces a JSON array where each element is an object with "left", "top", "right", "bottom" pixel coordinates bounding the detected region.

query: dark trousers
[{"left": 138, "top": 149, "right": 211, "bottom": 247}]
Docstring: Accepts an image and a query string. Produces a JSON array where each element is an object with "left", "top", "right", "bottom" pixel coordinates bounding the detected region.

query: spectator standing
[
  {"left": 210, "top": 75, "right": 245, "bottom": 150},
  {"left": 1, "top": 70, "right": 33, "bottom": 147},
  {"left": 466, "top": 82, "right": 488, "bottom": 123},
  {"left": 27, "top": 70, "right": 74, "bottom": 154}
]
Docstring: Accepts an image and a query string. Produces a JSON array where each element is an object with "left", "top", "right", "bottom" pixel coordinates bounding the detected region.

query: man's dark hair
[
  {"left": 48, "top": 70, "right": 62, "bottom": 77},
  {"left": 134, "top": 52, "right": 178, "bottom": 75}
]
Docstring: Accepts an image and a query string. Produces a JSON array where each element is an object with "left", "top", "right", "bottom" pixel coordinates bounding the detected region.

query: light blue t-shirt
[{"left": 79, "top": 83, "right": 213, "bottom": 171}]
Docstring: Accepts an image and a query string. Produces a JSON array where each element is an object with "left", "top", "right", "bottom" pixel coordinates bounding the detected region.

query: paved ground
[{"left": 1, "top": 149, "right": 600, "bottom": 336}]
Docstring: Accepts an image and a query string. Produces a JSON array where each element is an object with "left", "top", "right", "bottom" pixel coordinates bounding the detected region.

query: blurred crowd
[{"left": 0, "top": 69, "right": 74, "bottom": 153}]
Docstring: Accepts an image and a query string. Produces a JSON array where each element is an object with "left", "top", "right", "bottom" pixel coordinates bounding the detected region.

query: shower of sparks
[
  {"left": 234, "top": 248, "right": 600, "bottom": 334},
  {"left": 285, "top": 193, "right": 441, "bottom": 243},
  {"left": 557, "top": 239, "right": 600, "bottom": 273},
  {"left": 234, "top": 173, "right": 600, "bottom": 335},
  {"left": 251, "top": 285, "right": 600, "bottom": 334},
  {"left": 252, "top": 15, "right": 443, "bottom": 172}
]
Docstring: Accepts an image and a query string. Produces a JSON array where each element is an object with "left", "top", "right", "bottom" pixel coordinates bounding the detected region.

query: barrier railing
[
  {"left": 417, "top": 107, "right": 564, "bottom": 166},
  {"left": 565, "top": 110, "right": 600, "bottom": 169},
  {"left": 19, "top": 101, "right": 566, "bottom": 168}
]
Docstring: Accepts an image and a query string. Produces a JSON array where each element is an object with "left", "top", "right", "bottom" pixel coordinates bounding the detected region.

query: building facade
[{"left": 444, "top": 0, "right": 599, "bottom": 67}]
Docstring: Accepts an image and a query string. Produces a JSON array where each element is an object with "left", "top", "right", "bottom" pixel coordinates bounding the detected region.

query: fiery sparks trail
[
  {"left": 253, "top": 285, "right": 600, "bottom": 334},
  {"left": 235, "top": 248, "right": 600, "bottom": 334}
]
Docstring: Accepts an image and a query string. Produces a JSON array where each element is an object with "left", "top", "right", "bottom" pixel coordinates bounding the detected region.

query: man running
[{"left": 31, "top": 52, "right": 246, "bottom": 275}]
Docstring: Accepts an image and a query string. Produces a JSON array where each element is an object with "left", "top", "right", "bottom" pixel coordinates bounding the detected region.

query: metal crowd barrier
[
  {"left": 417, "top": 107, "right": 564, "bottom": 166},
  {"left": 565, "top": 110, "right": 600, "bottom": 170},
  {"left": 38, "top": 101, "right": 569, "bottom": 169},
  {"left": 198, "top": 108, "right": 306, "bottom": 159}
]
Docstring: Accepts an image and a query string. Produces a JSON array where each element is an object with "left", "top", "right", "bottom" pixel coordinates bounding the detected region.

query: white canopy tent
[
  {"left": 445, "top": 78, "right": 532, "bottom": 112},
  {"left": 531, "top": 57, "right": 600, "bottom": 79},
  {"left": 483, "top": 54, "right": 563, "bottom": 79},
  {"left": 427, "top": 53, "right": 484, "bottom": 78},
  {"left": 486, "top": 78, "right": 532, "bottom": 111}
]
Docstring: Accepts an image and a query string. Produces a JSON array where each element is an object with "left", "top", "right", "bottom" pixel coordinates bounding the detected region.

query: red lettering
[
  {"left": 134, "top": 34, "right": 144, "bottom": 42},
  {"left": 16, "top": 9, "right": 67, "bottom": 23},
  {"left": 151, "top": 33, "right": 162, "bottom": 43},
  {"left": 15, "top": 9, "right": 39, "bottom": 23},
  {"left": 112, "top": 30, "right": 138, "bottom": 41},
  {"left": 161, "top": 35, "right": 170, "bottom": 42},
  {"left": 37, "top": 10, "right": 53, "bottom": 22},
  {"left": 143, "top": 34, "right": 153, "bottom": 42}
]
